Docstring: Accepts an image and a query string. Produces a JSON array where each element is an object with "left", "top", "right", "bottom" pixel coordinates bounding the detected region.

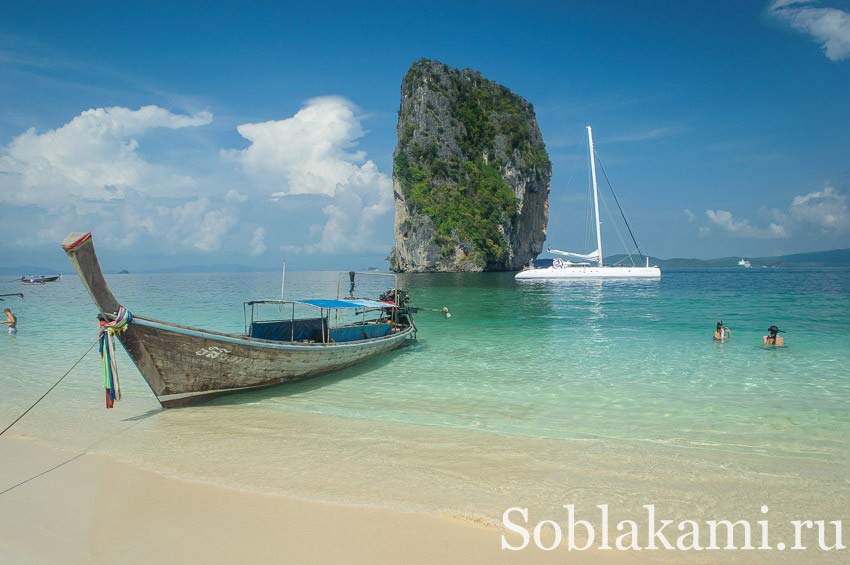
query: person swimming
[
  {"left": 713, "top": 321, "right": 731, "bottom": 341},
  {"left": 763, "top": 325, "right": 785, "bottom": 347},
  {"left": 2, "top": 308, "right": 17, "bottom": 334}
]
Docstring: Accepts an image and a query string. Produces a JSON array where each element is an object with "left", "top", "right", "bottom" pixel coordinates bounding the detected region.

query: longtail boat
[
  {"left": 21, "top": 274, "right": 61, "bottom": 284},
  {"left": 62, "top": 232, "right": 416, "bottom": 407}
]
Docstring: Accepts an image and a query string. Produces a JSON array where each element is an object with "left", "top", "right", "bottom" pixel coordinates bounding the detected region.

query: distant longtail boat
[
  {"left": 21, "top": 274, "right": 61, "bottom": 284},
  {"left": 62, "top": 232, "right": 417, "bottom": 408}
]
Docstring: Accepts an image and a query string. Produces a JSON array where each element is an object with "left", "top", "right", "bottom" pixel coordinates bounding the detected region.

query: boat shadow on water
[
  {"left": 121, "top": 408, "right": 164, "bottom": 422},
  {"left": 194, "top": 341, "right": 423, "bottom": 408}
]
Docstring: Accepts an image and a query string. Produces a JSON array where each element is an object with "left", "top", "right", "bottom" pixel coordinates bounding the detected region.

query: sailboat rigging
[{"left": 516, "top": 126, "right": 661, "bottom": 280}]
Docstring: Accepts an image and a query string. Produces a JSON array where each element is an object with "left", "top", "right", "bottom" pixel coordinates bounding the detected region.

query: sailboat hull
[{"left": 515, "top": 266, "right": 661, "bottom": 279}]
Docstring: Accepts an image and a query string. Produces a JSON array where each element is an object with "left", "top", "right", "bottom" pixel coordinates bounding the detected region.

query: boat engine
[{"left": 379, "top": 288, "right": 410, "bottom": 309}]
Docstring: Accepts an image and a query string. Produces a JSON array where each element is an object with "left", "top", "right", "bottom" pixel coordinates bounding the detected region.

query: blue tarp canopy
[
  {"left": 298, "top": 299, "right": 361, "bottom": 309},
  {"left": 245, "top": 298, "right": 395, "bottom": 309},
  {"left": 297, "top": 299, "right": 393, "bottom": 309},
  {"left": 344, "top": 299, "right": 396, "bottom": 309}
]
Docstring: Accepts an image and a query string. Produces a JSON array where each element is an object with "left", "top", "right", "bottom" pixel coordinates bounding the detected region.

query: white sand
[{"left": 0, "top": 439, "right": 636, "bottom": 565}]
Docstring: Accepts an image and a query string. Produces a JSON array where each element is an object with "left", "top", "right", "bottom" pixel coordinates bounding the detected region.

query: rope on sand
[
  {"left": 0, "top": 339, "right": 98, "bottom": 437},
  {"left": 0, "top": 452, "right": 86, "bottom": 496},
  {"left": 0, "top": 337, "right": 156, "bottom": 498}
]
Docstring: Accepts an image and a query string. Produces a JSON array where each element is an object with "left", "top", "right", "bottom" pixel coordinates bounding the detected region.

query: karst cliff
[{"left": 390, "top": 59, "right": 551, "bottom": 272}]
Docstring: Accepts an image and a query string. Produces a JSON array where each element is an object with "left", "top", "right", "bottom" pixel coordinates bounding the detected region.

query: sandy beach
[
  {"left": 3, "top": 0, "right": 850, "bottom": 562},
  {"left": 1, "top": 438, "right": 638, "bottom": 565}
]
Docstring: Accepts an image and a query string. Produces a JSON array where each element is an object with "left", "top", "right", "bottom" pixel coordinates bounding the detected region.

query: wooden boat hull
[
  {"left": 61, "top": 232, "right": 414, "bottom": 407},
  {"left": 120, "top": 318, "right": 412, "bottom": 407}
]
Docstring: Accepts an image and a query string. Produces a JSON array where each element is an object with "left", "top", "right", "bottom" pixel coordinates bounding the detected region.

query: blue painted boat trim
[{"left": 133, "top": 317, "right": 412, "bottom": 351}]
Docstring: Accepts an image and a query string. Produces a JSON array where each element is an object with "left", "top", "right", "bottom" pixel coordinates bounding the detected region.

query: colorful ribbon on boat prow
[{"left": 98, "top": 306, "right": 132, "bottom": 409}]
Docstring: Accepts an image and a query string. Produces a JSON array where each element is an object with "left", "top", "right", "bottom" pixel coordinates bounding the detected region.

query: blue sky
[{"left": 1, "top": 0, "right": 849, "bottom": 270}]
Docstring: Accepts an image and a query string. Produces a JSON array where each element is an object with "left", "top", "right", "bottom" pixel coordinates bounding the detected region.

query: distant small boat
[
  {"left": 21, "top": 274, "right": 61, "bottom": 284},
  {"left": 62, "top": 232, "right": 418, "bottom": 408},
  {"left": 738, "top": 258, "right": 752, "bottom": 268}
]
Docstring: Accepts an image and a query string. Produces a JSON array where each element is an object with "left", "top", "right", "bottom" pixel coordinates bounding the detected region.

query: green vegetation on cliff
[
  {"left": 394, "top": 60, "right": 550, "bottom": 265},
  {"left": 395, "top": 155, "right": 517, "bottom": 260}
]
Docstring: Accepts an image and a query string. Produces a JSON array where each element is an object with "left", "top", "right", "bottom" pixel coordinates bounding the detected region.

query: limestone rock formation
[{"left": 390, "top": 59, "right": 550, "bottom": 272}]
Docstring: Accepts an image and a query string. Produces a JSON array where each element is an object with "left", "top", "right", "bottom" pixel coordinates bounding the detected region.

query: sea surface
[{"left": 2, "top": 268, "right": 849, "bottom": 558}]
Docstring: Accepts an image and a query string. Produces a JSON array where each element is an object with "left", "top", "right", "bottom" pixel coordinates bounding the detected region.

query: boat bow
[{"left": 62, "top": 232, "right": 120, "bottom": 315}]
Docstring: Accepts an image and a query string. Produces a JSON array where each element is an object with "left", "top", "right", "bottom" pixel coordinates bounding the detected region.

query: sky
[{"left": 1, "top": 0, "right": 849, "bottom": 271}]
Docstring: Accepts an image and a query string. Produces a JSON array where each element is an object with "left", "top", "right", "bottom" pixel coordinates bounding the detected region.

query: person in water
[
  {"left": 2, "top": 308, "right": 17, "bottom": 334},
  {"left": 764, "top": 325, "right": 785, "bottom": 346},
  {"left": 713, "top": 321, "right": 732, "bottom": 341}
]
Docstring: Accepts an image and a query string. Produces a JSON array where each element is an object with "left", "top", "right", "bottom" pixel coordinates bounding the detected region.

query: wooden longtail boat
[
  {"left": 62, "top": 232, "right": 416, "bottom": 407},
  {"left": 21, "top": 274, "right": 61, "bottom": 284}
]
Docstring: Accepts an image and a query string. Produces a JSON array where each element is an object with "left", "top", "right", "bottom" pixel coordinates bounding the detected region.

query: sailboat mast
[
  {"left": 587, "top": 125, "right": 603, "bottom": 267},
  {"left": 280, "top": 259, "right": 286, "bottom": 300}
]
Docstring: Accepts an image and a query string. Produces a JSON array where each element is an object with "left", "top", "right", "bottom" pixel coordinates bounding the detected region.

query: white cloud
[
  {"left": 770, "top": 1, "right": 850, "bottom": 61},
  {"left": 0, "top": 105, "right": 212, "bottom": 207},
  {"left": 7, "top": 193, "right": 236, "bottom": 253},
  {"left": 684, "top": 208, "right": 696, "bottom": 222},
  {"left": 152, "top": 198, "right": 236, "bottom": 252},
  {"left": 701, "top": 184, "right": 848, "bottom": 240},
  {"left": 705, "top": 209, "right": 787, "bottom": 238},
  {"left": 101, "top": 196, "right": 236, "bottom": 252},
  {"left": 225, "top": 96, "right": 367, "bottom": 197},
  {"left": 226, "top": 96, "right": 393, "bottom": 254},
  {"left": 249, "top": 226, "right": 267, "bottom": 256},
  {"left": 225, "top": 189, "right": 249, "bottom": 202},
  {"left": 302, "top": 160, "right": 393, "bottom": 254},
  {"left": 0, "top": 98, "right": 394, "bottom": 258},
  {"left": 607, "top": 126, "right": 684, "bottom": 143},
  {"left": 788, "top": 184, "right": 848, "bottom": 230},
  {"left": 0, "top": 105, "right": 238, "bottom": 254}
]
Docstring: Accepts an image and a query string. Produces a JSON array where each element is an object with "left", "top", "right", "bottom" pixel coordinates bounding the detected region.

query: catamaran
[{"left": 516, "top": 126, "right": 661, "bottom": 280}]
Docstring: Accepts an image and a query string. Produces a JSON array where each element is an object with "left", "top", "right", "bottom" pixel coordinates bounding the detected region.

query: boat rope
[
  {"left": 1, "top": 324, "right": 156, "bottom": 498},
  {"left": 0, "top": 405, "right": 157, "bottom": 497},
  {"left": 599, "top": 182, "right": 635, "bottom": 266},
  {"left": 0, "top": 402, "right": 156, "bottom": 498},
  {"left": 99, "top": 306, "right": 132, "bottom": 409},
  {"left": 0, "top": 339, "right": 98, "bottom": 438},
  {"left": 0, "top": 293, "right": 24, "bottom": 301},
  {"left": 0, "top": 452, "right": 87, "bottom": 496},
  {"left": 593, "top": 150, "right": 646, "bottom": 260}
]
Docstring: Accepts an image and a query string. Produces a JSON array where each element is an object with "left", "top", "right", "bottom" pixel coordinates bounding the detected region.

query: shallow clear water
[{"left": 2, "top": 268, "right": 849, "bottom": 550}]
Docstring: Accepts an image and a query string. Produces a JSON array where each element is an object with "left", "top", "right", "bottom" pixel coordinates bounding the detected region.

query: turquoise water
[{"left": 2, "top": 268, "right": 849, "bottom": 546}]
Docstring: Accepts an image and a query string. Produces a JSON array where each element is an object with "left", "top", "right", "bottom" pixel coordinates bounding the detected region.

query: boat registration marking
[{"left": 196, "top": 346, "right": 231, "bottom": 359}]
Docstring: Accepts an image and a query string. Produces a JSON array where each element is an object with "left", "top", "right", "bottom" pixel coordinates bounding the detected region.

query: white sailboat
[
  {"left": 737, "top": 258, "right": 752, "bottom": 268},
  {"left": 516, "top": 126, "right": 661, "bottom": 280}
]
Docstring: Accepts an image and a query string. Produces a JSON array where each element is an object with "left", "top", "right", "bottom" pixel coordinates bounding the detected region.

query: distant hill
[
  {"left": 752, "top": 248, "right": 850, "bottom": 267},
  {"left": 605, "top": 248, "right": 850, "bottom": 269}
]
